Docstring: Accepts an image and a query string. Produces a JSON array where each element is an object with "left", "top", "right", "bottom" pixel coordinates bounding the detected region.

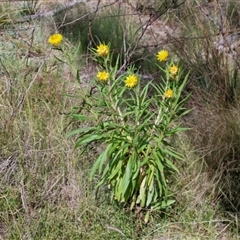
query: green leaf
[
  {"left": 75, "top": 134, "right": 102, "bottom": 148},
  {"left": 152, "top": 185, "right": 159, "bottom": 202},
  {"left": 165, "top": 158, "right": 179, "bottom": 173},
  {"left": 89, "top": 144, "right": 112, "bottom": 180},
  {"left": 132, "top": 158, "right": 141, "bottom": 180},
  {"left": 144, "top": 211, "right": 150, "bottom": 224},
  {"left": 108, "top": 157, "right": 123, "bottom": 180},
  {"left": 71, "top": 114, "right": 90, "bottom": 121},
  {"left": 139, "top": 176, "right": 147, "bottom": 207},
  {"left": 129, "top": 177, "right": 137, "bottom": 197},
  {"left": 76, "top": 69, "right": 81, "bottom": 83},
  {"left": 162, "top": 147, "right": 183, "bottom": 161},
  {"left": 146, "top": 178, "right": 154, "bottom": 207},
  {"left": 153, "top": 199, "right": 175, "bottom": 210},
  {"left": 130, "top": 193, "right": 137, "bottom": 210},
  {"left": 136, "top": 113, "right": 155, "bottom": 131},
  {"left": 152, "top": 153, "right": 167, "bottom": 195},
  {"left": 147, "top": 164, "right": 155, "bottom": 187},
  {"left": 140, "top": 81, "right": 150, "bottom": 98},
  {"left": 165, "top": 126, "right": 190, "bottom": 136},
  {"left": 122, "top": 157, "right": 133, "bottom": 196},
  {"left": 66, "top": 127, "right": 96, "bottom": 137},
  {"left": 155, "top": 172, "right": 163, "bottom": 197},
  {"left": 116, "top": 176, "right": 124, "bottom": 201},
  {"left": 99, "top": 144, "right": 124, "bottom": 187},
  {"left": 152, "top": 152, "right": 164, "bottom": 172},
  {"left": 54, "top": 55, "right": 65, "bottom": 63},
  {"left": 96, "top": 177, "right": 107, "bottom": 188}
]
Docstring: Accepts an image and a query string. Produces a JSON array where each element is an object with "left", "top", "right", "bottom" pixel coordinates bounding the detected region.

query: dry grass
[
  {"left": 167, "top": 0, "right": 240, "bottom": 212},
  {"left": 165, "top": 0, "right": 240, "bottom": 223},
  {"left": 169, "top": 0, "right": 240, "bottom": 103},
  {"left": 185, "top": 89, "right": 240, "bottom": 212}
]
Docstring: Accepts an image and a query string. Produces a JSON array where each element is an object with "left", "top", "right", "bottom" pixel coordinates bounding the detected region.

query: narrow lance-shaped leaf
[
  {"left": 153, "top": 199, "right": 175, "bottom": 211},
  {"left": 139, "top": 176, "right": 147, "bottom": 207},
  {"left": 75, "top": 134, "right": 102, "bottom": 148},
  {"left": 89, "top": 143, "right": 112, "bottom": 180},
  {"left": 162, "top": 147, "right": 183, "bottom": 161},
  {"left": 66, "top": 127, "right": 96, "bottom": 137},
  {"left": 146, "top": 178, "right": 155, "bottom": 207},
  {"left": 122, "top": 156, "right": 133, "bottom": 197}
]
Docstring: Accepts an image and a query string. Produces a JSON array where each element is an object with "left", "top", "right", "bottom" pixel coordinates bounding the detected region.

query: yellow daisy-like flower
[
  {"left": 156, "top": 50, "right": 169, "bottom": 62},
  {"left": 169, "top": 65, "right": 178, "bottom": 75},
  {"left": 48, "top": 33, "right": 63, "bottom": 47},
  {"left": 97, "top": 71, "right": 109, "bottom": 81},
  {"left": 164, "top": 89, "right": 174, "bottom": 98},
  {"left": 125, "top": 74, "right": 138, "bottom": 88},
  {"left": 96, "top": 44, "right": 109, "bottom": 57}
]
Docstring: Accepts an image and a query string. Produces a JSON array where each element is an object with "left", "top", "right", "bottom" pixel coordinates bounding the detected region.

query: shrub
[{"left": 64, "top": 41, "right": 191, "bottom": 222}]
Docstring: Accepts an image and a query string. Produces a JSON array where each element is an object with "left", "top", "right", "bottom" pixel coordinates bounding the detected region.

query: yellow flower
[
  {"left": 156, "top": 50, "right": 169, "bottom": 62},
  {"left": 169, "top": 65, "right": 178, "bottom": 76},
  {"left": 164, "top": 89, "right": 174, "bottom": 98},
  {"left": 125, "top": 74, "right": 138, "bottom": 88},
  {"left": 97, "top": 71, "right": 109, "bottom": 81},
  {"left": 96, "top": 44, "right": 109, "bottom": 57},
  {"left": 48, "top": 33, "right": 63, "bottom": 47}
]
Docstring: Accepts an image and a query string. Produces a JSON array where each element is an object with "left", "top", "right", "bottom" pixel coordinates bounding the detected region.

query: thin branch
[
  {"left": 20, "top": 0, "right": 85, "bottom": 21},
  {"left": 194, "top": 0, "right": 221, "bottom": 32}
]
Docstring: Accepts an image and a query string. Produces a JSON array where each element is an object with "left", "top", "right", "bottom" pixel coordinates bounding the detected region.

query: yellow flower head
[
  {"left": 169, "top": 65, "right": 178, "bottom": 76},
  {"left": 96, "top": 44, "right": 109, "bottom": 57},
  {"left": 156, "top": 50, "right": 169, "bottom": 62},
  {"left": 48, "top": 33, "right": 63, "bottom": 47},
  {"left": 97, "top": 71, "right": 109, "bottom": 81},
  {"left": 125, "top": 74, "right": 138, "bottom": 88},
  {"left": 164, "top": 89, "right": 174, "bottom": 98}
]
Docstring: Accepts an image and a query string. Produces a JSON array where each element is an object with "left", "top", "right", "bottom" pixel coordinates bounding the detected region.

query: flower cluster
[
  {"left": 94, "top": 44, "right": 138, "bottom": 88},
  {"left": 93, "top": 45, "right": 180, "bottom": 94},
  {"left": 156, "top": 49, "right": 180, "bottom": 99},
  {"left": 47, "top": 37, "right": 180, "bottom": 100}
]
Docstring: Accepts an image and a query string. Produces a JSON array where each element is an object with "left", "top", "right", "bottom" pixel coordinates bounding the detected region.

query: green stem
[
  {"left": 134, "top": 86, "right": 141, "bottom": 126},
  {"left": 107, "top": 76, "right": 124, "bottom": 125}
]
